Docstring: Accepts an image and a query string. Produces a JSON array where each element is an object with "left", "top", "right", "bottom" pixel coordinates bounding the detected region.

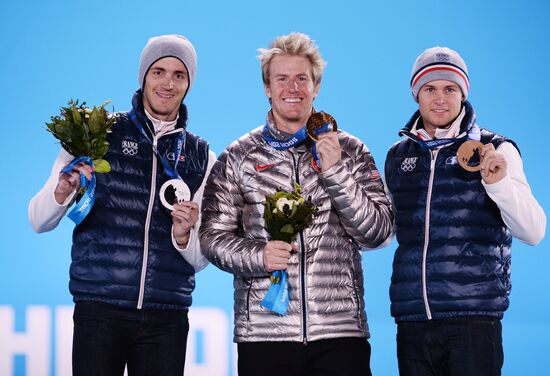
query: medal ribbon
[
  {"left": 261, "top": 124, "right": 308, "bottom": 150},
  {"left": 401, "top": 124, "right": 481, "bottom": 151},
  {"left": 61, "top": 156, "right": 96, "bottom": 225},
  {"left": 310, "top": 122, "right": 332, "bottom": 168},
  {"left": 261, "top": 122, "right": 332, "bottom": 168},
  {"left": 129, "top": 109, "right": 185, "bottom": 180}
]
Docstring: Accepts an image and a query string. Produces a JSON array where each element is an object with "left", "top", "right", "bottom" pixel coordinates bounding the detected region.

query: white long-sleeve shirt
[
  {"left": 29, "top": 111, "right": 216, "bottom": 272},
  {"left": 481, "top": 141, "right": 545, "bottom": 245}
]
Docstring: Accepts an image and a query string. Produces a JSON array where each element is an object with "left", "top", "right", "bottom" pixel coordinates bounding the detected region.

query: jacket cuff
[
  {"left": 319, "top": 160, "right": 346, "bottom": 184},
  {"left": 171, "top": 225, "right": 196, "bottom": 251}
]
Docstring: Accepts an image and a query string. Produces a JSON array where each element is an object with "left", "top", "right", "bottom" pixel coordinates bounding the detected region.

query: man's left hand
[
  {"left": 480, "top": 143, "right": 507, "bottom": 184},
  {"left": 172, "top": 201, "right": 199, "bottom": 248},
  {"left": 316, "top": 132, "right": 341, "bottom": 172}
]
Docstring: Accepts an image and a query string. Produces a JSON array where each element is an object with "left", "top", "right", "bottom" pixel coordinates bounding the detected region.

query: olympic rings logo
[
  {"left": 400, "top": 157, "right": 418, "bottom": 172},
  {"left": 122, "top": 140, "right": 138, "bottom": 156}
]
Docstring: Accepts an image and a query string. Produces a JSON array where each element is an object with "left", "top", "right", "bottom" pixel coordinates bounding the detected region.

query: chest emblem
[
  {"left": 165, "top": 151, "right": 186, "bottom": 162},
  {"left": 255, "top": 163, "right": 276, "bottom": 172},
  {"left": 400, "top": 157, "right": 418, "bottom": 172},
  {"left": 122, "top": 140, "right": 138, "bottom": 156}
]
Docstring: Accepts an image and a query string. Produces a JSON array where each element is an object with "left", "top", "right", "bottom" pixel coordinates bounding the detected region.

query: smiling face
[
  {"left": 417, "top": 80, "right": 463, "bottom": 137},
  {"left": 142, "top": 57, "right": 189, "bottom": 121},
  {"left": 264, "top": 54, "right": 320, "bottom": 134}
]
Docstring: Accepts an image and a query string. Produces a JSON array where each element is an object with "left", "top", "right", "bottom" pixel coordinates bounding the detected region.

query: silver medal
[{"left": 159, "top": 179, "right": 191, "bottom": 210}]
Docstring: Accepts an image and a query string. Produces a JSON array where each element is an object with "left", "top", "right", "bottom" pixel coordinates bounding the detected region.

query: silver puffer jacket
[{"left": 199, "top": 123, "right": 393, "bottom": 343}]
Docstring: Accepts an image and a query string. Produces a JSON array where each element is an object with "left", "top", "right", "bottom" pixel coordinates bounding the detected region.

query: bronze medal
[
  {"left": 306, "top": 112, "right": 338, "bottom": 140},
  {"left": 457, "top": 140, "right": 484, "bottom": 172}
]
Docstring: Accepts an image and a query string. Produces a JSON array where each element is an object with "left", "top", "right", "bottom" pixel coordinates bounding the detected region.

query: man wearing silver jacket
[{"left": 199, "top": 32, "right": 393, "bottom": 376}]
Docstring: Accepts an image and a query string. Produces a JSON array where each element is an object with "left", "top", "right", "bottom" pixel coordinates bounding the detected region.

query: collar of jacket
[
  {"left": 399, "top": 100, "right": 477, "bottom": 138},
  {"left": 130, "top": 89, "right": 188, "bottom": 137}
]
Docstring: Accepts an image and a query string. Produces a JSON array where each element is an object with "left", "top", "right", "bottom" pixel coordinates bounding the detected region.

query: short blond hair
[{"left": 258, "top": 32, "right": 326, "bottom": 86}]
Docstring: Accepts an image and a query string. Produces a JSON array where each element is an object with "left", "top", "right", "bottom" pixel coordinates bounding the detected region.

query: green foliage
[
  {"left": 263, "top": 182, "right": 318, "bottom": 243},
  {"left": 45, "top": 99, "right": 118, "bottom": 173},
  {"left": 93, "top": 159, "right": 111, "bottom": 173}
]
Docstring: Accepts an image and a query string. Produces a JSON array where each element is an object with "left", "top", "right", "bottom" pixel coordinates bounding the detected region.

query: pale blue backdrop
[{"left": 1, "top": 0, "right": 548, "bottom": 375}]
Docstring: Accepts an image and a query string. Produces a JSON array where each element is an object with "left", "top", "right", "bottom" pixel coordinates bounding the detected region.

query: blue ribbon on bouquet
[
  {"left": 61, "top": 156, "right": 96, "bottom": 225},
  {"left": 260, "top": 270, "right": 290, "bottom": 316}
]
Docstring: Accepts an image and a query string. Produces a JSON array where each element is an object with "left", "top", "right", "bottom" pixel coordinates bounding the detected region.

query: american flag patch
[{"left": 369, "top": 163, "right": 381, "bottom": 180}]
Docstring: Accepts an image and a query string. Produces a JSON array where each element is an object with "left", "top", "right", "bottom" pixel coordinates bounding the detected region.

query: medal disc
[
  {"left": 457, "top": 140, "right": 484, "bottom": 172},
  {"left": 306, "top": 112, "right": 338, "bottom": 140},
  {"left": 159, "top": 179, "right": 191, "bottom": 210}
]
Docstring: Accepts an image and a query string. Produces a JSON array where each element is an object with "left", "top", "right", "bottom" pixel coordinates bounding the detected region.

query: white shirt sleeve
[
  {"left": 171, "top": 149, "right": 217, "bottom": 272},
  {"left": 482, "top": 142, "right": 546, "bottom": 245},
  {"left": 28, "top": 149, "right": 77, "bottom": 233}
]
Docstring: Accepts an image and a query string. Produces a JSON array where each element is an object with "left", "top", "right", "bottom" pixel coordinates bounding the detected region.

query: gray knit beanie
[
  {"left": 410, "top": 46, "right": 469, "bottom": 102},
  {"left": 138, "top": 34, "right": 197, "bottom": 91}
]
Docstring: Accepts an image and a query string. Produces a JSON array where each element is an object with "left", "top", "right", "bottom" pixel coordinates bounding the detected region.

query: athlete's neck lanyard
[
  {"left": 402, "top": 123, "right": 481, "bottom": 151},
  {"left": 129, "top": 109, "right": 185, "bottom": 180},
  {"left": 261, "top": 124, "right": 308, "bottom": 150}
]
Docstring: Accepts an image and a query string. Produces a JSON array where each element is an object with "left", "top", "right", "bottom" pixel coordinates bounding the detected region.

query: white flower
[{"left": 274, "top": 197, "right": 300, "bottom": 213}]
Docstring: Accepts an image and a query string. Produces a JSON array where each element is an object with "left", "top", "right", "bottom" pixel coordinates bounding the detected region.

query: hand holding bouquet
[
  {"left": 46, "top": 99, "right": 116, "bottom": 172},
  {"left": 46, "top": 100, "right": 117, "bottom": 224},
  {"left": 260, "top": 183, "right": 318, "bottom": 315}
]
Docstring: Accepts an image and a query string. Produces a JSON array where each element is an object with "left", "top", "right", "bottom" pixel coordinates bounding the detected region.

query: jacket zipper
[
  {"left": 349, "top": 261, "right": 362, "bottom": 326},
  {"left": 137, "top": 135, "right": 160, "bottom": 309},
  {"left": 421, "top": 149, "right": 439, "bottom": 320},
  {"left": 291, "top": 152, "right": 308, "bottom": 345},
  {"left": 135, "top": 127, "right": 184, "bottom": 309},
  {"left": 246, "top": 279, "right": 253, "bottom": 321}
]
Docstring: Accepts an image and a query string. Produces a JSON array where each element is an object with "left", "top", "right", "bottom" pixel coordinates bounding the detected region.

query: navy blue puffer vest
[
  {"left": 385, "top": 102, "right": 516, "bottom": 322},
  {"left": 69, "top": 90, "right": 209, "bottom": 310}
]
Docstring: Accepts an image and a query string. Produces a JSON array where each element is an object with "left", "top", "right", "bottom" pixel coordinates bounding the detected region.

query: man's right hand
[
  {"left": 54, "top": 163, "right": 93, "bottom": 205},
  {"left": 263, "top": 240, "right": 297, "bottom": 272}
]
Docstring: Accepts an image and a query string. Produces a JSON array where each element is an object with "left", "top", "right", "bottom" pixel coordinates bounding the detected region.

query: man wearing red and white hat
[{"left": 384, "top": 46, "right": 546, "bottom": 375}]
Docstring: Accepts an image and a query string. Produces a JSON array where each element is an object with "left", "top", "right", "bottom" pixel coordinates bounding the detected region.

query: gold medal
[
  {"left": 306, "top": 112, "right": 338, "bottom": 140},
  {"left": 457, "top": 140, "right": 484, "bottom": 172}
]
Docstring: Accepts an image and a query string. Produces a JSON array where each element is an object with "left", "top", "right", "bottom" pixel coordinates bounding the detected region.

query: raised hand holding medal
[
  {"left": 479, "top": 143, "right": 508, "bottom": 184},
  {"left": 457, "top": 140, "right": 508, "bottom": 184},
  {"left": 306, "top": 111, "right": 338, "bottom": 140},
  {"left": 307, "top": 112, "right": 340, "bottom": 171}
]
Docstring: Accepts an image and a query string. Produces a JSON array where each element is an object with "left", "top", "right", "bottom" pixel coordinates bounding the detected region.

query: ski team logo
[
  {"left": 165, "top": 151, "right": 186, "bottom": 162},
  {"left": 400, "top": 157, "right": 418, "bottom": 172},
  {"left": 446, "top": 156, "right": 458, "bottom": 165},
  {"left": 122, "top": 140, "right": 138, "bottom": 156}
]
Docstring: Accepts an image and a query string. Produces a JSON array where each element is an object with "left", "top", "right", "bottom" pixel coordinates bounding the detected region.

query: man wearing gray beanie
[
  {"left": 29, "top": 34, "right": 216, "bottom": 375},
  {"left": 383, "top": 46, "right": 545, "bottom": 375}
]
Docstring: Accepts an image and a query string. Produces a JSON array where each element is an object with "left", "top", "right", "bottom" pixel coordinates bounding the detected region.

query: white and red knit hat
[{"left": 410, "top": 46, "right": 469, "bottom": 102}]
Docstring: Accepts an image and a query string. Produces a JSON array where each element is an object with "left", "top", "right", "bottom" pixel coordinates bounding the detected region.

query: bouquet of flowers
[
  {"left": 45, "top": 99, "right": 117, "bottom": 224},
  {"left": 46, "top": 99, "right": 116, "bottom": 172},
  {"left": 260, "top": 183, "right": 318, "bottom": 315}
]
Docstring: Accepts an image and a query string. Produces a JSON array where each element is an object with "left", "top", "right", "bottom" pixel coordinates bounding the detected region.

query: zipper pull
[{"left": 152, "top": 134, "right": 159, "bottom": 154}]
